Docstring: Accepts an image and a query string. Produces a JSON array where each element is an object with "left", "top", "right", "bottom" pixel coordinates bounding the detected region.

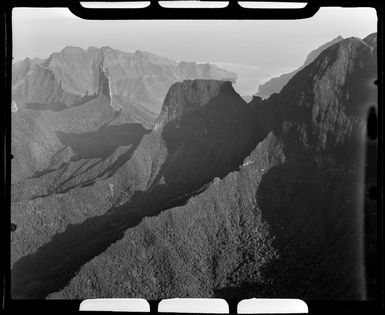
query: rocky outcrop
[{"left": 155, "top": 80, "right": 235, "bottom": 128}]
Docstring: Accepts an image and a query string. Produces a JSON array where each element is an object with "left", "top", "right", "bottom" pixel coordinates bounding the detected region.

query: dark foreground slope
[{"left": 45, "top": 34, "right": 377, "bottom": 300}]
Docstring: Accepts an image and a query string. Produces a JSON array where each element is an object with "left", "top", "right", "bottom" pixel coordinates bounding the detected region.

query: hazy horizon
[
  {"left": 12, "top": 6, "right": 377, "bottom": 95},
  {"left": 13, "top": 7, "right": 376, "bottom": 63}
]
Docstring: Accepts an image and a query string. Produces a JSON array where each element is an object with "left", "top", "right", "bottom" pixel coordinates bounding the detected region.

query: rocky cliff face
[
  {"left": 256, "top": 36, "right": 344, "bottom": 98},
  {"left": 139, "top": 79, "right": 264, "bottom": 196},
  {"left": 11, "top": 34, "right": 376, "bottom": 300}
]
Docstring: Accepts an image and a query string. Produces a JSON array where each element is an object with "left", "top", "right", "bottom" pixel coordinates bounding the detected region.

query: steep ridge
[
  {"left": 11, "top": 79, "right": 266, "bottom": 299},
  {"left": 256, "top": 36, "right": 344, "bottom": 98},
  {"left": 243, "top": 34, "right": 377, "bottom": 299},
  {"left": 46, "top": 34, "right": 376, "bottom": 300}
]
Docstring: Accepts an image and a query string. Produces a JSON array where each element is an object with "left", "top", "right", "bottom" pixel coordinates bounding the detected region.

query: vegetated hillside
[
  {"left": 11, "top": 79, "right": 266, "bottom": 299},
  {"left": 256, "top": 36, "right": 344, "bottom": 98},
  {"left": 46, "top": 33, "right": 376, "bottom": 300}
]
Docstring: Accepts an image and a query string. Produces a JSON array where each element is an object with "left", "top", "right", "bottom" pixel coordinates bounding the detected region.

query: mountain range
[
  {"left": 12, "top": 47, "right": 236, "bottom": 126},
  {"left": 11, "top": 48, "right": 236, "bottom": 182},
  {"left": 11, "top": 34, "right": 377, "bottom": 300}
]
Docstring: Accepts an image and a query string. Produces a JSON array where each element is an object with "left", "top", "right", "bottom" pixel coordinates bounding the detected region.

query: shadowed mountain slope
[{"left": 45, "top": 34, "right": 376, "bottom": 300}]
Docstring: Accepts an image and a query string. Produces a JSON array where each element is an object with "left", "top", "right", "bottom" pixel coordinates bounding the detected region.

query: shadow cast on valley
[
  {"left": 24, "top": 93, "right": 98, "bottom": 112},
  {"left": 29, "top": 123, "right": 149, "bottom": 199},
  {"left": 11, "top": 84, "right": 271, "bottom": 299},
  {"left": 11, "top": 180, "right": 209, "bottom": 299},
  {"left": 56, "top": 123, "right": 148, "bottom": 162}
]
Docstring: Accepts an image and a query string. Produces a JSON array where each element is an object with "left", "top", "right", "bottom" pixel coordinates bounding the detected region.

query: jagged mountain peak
[
  {"left": 269, "top": 33, "right": 377, "bottom": 159},
  {"left": 155, "top": 80, "right": 236, "bottom": 127},
  {"left": 257, "top": 35, "right": 345, "bottom": 98},
  {"left": 165, "top": 79, "right": 234, "bottom": 107},
  {"left": 307, "top": 35, "right": 374, "bottom": 73},
  {"left": 279, "top": 35, "right": 375, "bottom": 104}
]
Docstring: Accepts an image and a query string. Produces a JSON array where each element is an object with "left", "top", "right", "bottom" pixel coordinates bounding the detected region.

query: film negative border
[{"left": 1, "top": 1, "right": 383, "bottom": 314}]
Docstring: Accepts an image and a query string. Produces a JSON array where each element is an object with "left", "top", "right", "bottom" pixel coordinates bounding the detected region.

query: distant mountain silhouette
[{"left": 12, "top": 47, "right": 236, "bottom": 126}]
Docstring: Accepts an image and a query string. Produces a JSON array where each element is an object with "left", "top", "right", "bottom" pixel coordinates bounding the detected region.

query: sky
[{"left": 12, "top": 5, "right": 377, "bottom": 95}]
